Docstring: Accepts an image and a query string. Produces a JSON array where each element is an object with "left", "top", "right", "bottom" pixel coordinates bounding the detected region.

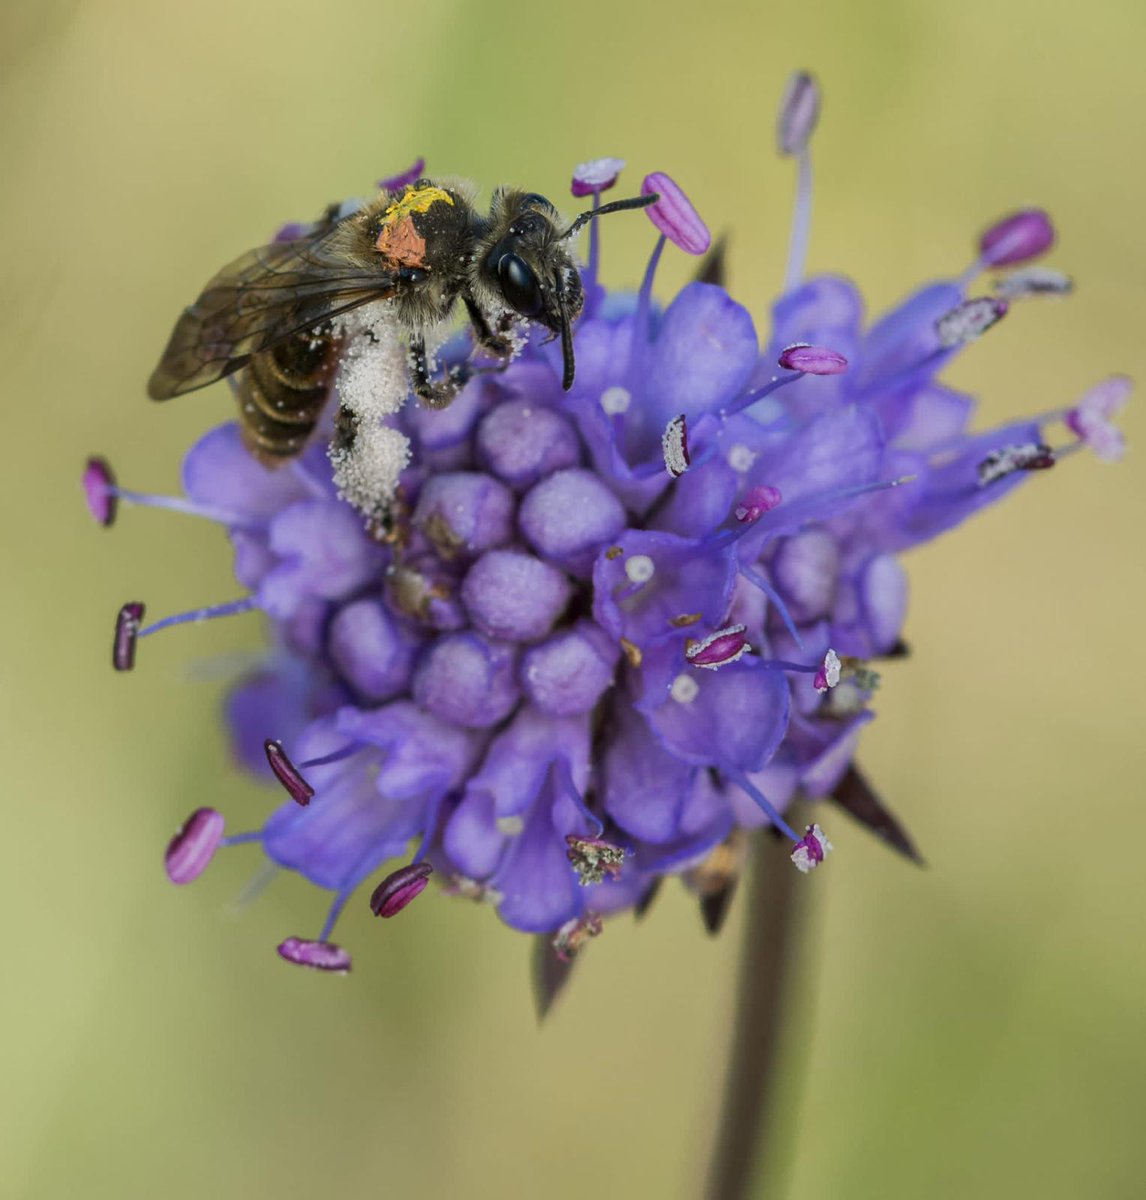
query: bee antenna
[
  {"left": 555, "top": 282, "right": 576, "bottom": 390},
  {"left": 561, "top": 193, "right": 659, "bottom": 241}
]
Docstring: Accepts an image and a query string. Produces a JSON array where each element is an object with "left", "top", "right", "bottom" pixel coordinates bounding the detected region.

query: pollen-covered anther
[
  {"left": 790, "top": 824, "right": 833, "bottom": 874},
  {"left": 994, "top": 267, "right": 1074, "bottom": 300},
  {"left": 276, "top": 937, "right": 352, "bottom": 974},
  {"left": 263, "top": 739, "right": 315, "bottom": 806},
  {"left": 641, "top": 172, "right": 712, "bottom": 255},
  {"left": 83, "top": 456, "right": 118, "bottom": 527},
  {"left": 685, "top": 624, "right": 751, "bottom": 670},
  {"left": 552, "top": 912, "right": 604, "bottom": 962},
  {"left": 370, "top": 861, "right": 433, "bottom": 918},
  {"left": 935, "top": 297, "right": 1009, "bottom": 349},
  {"left": 778, "top": 342, "right": 848, "bottom": 375},
  {"left": 734, "top": 485, "right": 782, "bottom": 523},
  {"left": 571, "top": 157, "right": 625, "bottom": 197},
  {"left": 165, "top": 808, "right": 225, "bottom": 885},
  {"left": 1065, "top": 375, "right": 1132, "bottom": 463},
  {"left": 977, "top": 442, "right": 1056, "bottom": 486},
  {"left": 662, "top": 413, "right": 691, "bottom": 478},
  {"left": 814, "top": 648, "right": 842, "bottom": 693},
  {"left": 113, "top": 602, "right": 145, "bottom": 672},
  {"left": 978, "top": 208, "right": 1055, "bottom": 268},
  {"left": 566, "top": 836, "right": 626, "bottom": 886}
]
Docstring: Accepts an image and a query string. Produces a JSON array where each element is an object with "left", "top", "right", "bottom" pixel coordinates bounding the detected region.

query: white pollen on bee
[
  {"left": 624, "top": 554, "right": 655, "bottom": 584},
  {"left": 670, "top": 673, "right": 700, "bottom": 704},
  {"left": 600, "top": 386, "right": 631, "bottom": 415}
]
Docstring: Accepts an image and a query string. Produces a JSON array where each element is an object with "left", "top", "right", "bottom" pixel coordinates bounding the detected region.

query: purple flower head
[{"left": 95, "top": 74, "right": 1125, "bottom": 991}]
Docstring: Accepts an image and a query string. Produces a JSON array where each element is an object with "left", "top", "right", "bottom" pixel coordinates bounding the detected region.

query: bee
[{"left": 147, "top": 178, "right": 656, "bottom": 468}]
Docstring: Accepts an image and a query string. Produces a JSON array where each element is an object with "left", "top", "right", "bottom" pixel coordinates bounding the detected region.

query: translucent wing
[{"left": 147, "top": 223, "right": 398, "bottom": 399}]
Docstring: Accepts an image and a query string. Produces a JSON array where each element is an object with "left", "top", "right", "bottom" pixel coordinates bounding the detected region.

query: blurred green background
[{"left": 3, "top": 1, "right": 1144, "bottom": 1196}]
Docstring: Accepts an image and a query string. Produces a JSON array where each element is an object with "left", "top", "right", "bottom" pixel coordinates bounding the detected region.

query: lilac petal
[
  {"left": 337, "top": 701, "right": 481, "bottom": 802},
  {"left": 645, "top": 661, "right": 790, "bottom": 775},
  {"left": 778, "top": 343, "right": 848, "bottom": 375},
  {"left": 885, "top": 384, "right": 973, "bottom": 453},
  {"left": 771, "top": 529, "right": 840, "bottom": 623},
  {"left": 276, "top": 937, "right": 351, "bottom": 973},
  {"left": 225, "top": 667, "right": 322, "bottom": 780},
  {"left": 370, "top": 861, "right": 433, "bottom": 917},
  {"left": 165, "top": 808, "right": 225, "bottom": 884},
  {"left": 442, "top": 788, "right": 504, "bottom": 881},
  {"left": 182, "top": 423, "right": 308, "bottom": 520},
  {"left": 860, "top": 554, "right": 908, "bottom": 653},
  {"left": 328, "top": 598, "right": 422, "bottom": 703},
  {"left": 641, "top": 173, "right": 712, "bottom": 254},
  {"left": 645, "top": 284, "right": 758, "bottom": 433},
  {"left": 518, "top": 469, "right": 627, "bottom": 578},
  {"left": 413, "top": 472, "right": 515, "bottom": 557},
  {"left": 412, "top": 632, "right": 520, "bottom": 728},
  {"left": 476, "top": 398, "right": 582, "bottom": 490},
  {"left": 978, "top": 209, "right": 1054, "bottom": 268},
  {"left": 602, "top": 706, "right": 697, "bottom": 843},
  {"left": 800, "top": 712, "right": 874, "bottom": 797},
  {"left": 377, "top": 157, "right": 426, "bottom": 192},
  {"left": 83, "top": 456, "right": 117, "bottom": 526},
  {"left": 461, "top": 550, "right": 574, "bottom": 642},
  {"left": 592, "top": 530, "right": 736, "bottom": 647},
  {"left": 777, "top": 70, "right": 821, "bottom": 156},
  {"left": 652, "top": 454, "right": 740, "bottom": 539},
  {"left": 848, "top": 282, "right": 963, "bottom": 396},
  {"left": 520, "top": 620, "right": 620, "bottom": 717},
  {"left": 571, "top": 157, "right": 625, "bottom": 197}
]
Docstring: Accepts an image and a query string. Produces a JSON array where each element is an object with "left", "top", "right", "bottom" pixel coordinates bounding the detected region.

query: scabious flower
[{"left": 90, "top": 72, "right": 1129, "bottom": 979}]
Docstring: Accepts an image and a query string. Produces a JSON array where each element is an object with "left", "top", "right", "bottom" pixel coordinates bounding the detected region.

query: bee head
[{"left": 483, "top": 190, "right": 655, "bottom": 391}]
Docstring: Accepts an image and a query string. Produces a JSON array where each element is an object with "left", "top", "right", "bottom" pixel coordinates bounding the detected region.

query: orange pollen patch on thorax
[{"left": 375, "top": 215, "right": 427, "bottom": 268}]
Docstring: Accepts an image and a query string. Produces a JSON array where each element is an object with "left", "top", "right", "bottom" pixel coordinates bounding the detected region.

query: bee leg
[
  {"left": 463, "top": 296, "right": 515, "bottom": 359},
  {"left": 408, "top": 334, "right": 469, "bottom": 410}
]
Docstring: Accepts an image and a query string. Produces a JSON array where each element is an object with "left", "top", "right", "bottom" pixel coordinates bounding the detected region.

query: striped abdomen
[{"left": 235, "top": 325, "right": 340, "bottom": 466}]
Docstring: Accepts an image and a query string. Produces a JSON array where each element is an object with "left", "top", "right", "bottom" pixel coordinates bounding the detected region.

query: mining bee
[{"left": 148, "top": 178, "right": 656, "bottom": 468}]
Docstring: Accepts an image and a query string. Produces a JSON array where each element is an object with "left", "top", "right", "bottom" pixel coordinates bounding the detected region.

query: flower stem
[{"left": 704, "top": 831, "right": 805, "bottom": 1200}]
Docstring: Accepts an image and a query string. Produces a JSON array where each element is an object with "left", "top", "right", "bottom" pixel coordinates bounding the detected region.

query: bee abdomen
[{"left": 236, "top": 327, "right": 340, "bottom": 466}]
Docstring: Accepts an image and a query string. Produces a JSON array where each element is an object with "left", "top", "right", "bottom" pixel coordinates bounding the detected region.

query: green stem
[{"left": 704, "top": 833, "right": 804, "bottom": 1200}]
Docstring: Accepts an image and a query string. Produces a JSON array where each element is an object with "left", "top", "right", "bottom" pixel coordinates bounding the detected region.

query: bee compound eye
[{"left": 498, "top": 254, "right": 544, "bottom": 317}]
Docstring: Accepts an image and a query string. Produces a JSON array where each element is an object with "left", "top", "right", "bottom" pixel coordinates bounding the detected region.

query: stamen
[
  {"left": 165, "top": 807, "right": 225, "bottom": 884},
  {"left": 727, "top": 772, "right": 802, "bottom": 843},
  {"left": 370, "top": 861, "right": 433, "bottom": 917},
  {"left": 600, "top": 386, "right": 632, "bottom": 415},
  {"left": 994, "top": 266, "right": 1074, "bottom": 300},
  {"left": 565, "top": 836, "right": 626, "bottom": 885},
  {"left": 571, "top": 157, "right": 625, "bottom": 198},
  {"left": 640, "top": 172, "right": 712, "bottom": 255},
  {"left": 734, "top": 485, "right": 782, "bottom": 523},
  {"left": 662, "top": 413, "right": 691, "bottom": 477},
  {"left": 552, "top": 912, "right": 604, "bottom": 962},
  {"left": 138, "top": 596, "right": 257, "bottom": 639},
  {"left": 813, "top": 648, "right": 842, "bottom": 692},
  {"left": 264, "top": 739, "right": 316, "bottom": 806},
  {"left": 935, "top": 297, "right": 1008, "bottom": 348},
  {"left": 1065, "top": 375, "right": 1132, "bottom": 463},
  {"left": 778, "top": 342, "right": 848, "bottom": 375},
  {"left": 377, "top": 157, "right": 427, "bottom": 192},
  {"left": 790, "top": 824, "right": 833, "bottom": 873},
  {"left": 978, "top": 208, "right": 1055, "bottom": 268},
  {"left": 685, "top": 624, "right": 751, "bottom": 670},
  {"left": 977, "top": 442, "right": 1056, "bottom": 486},
  {"left": 83, "top": 457, "right": 117, "bottom": 526},
  {"left": 624, "top": 554, "right": 656, "bottom": 584},
  {"left": 738, "top": 563, "right": 804, "bottom": 649},
  {"left": 724, "top": 371, "right": 801, "bottom": 418},
  {"left": 276, "top": 937, "right": 352, "bottom": 973},
  {"left": 113, "top": 602, "right": 144, "bottom": 671},
  {"left": 777, "top": 70, "right": 821, "bottom": 156}
]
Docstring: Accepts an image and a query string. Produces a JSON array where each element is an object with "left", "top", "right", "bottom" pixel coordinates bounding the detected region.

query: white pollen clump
[
  {"left": 935, "top": 297, "right": 1006, "bottom": 348},
  {"left": 728, "top": 443, "right": 756, "bottom": 472},
  {"left": 662, "top": 413, "right": 690, "bottom": 477},
  {"left": 600, "top": 386, "right": 631, "bottom": 415},
  {"left": 624, "top": 554, "right": 656, "bottom": 584},
  {"left": 790, "top": 824, "right": 833, "bottom": 874},
  {"left": 329, "top": 303, "right": 412, "bottom": 517},
  {"left": 670, "top": 673, "right": 700, "bottom": 704},
  {"left": 994, "top": 266, "right": 1074, "bottom": 300}
]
